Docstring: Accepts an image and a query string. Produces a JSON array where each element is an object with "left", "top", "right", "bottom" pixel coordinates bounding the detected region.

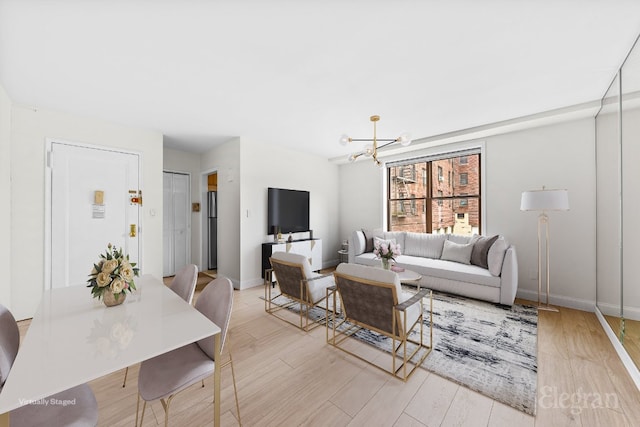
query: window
[
  {"left": 460, "top": 156, "right": 468, "bottom": 164},
  {"left": 387, "top": 152, "right": 481, "bottom": 235}
]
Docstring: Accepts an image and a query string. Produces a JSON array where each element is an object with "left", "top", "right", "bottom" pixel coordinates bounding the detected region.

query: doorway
[
  {"left": 163, "top": 172, "right": 190, "bottom": 277},
  {"left": 47, "top": 141, "right": 141, "bottom": 289},
  {"left": 205, "top": 172, "right": 218, "bottom": 275}
]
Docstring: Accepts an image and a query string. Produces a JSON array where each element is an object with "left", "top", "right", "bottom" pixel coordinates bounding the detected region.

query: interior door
[
  {"left": 50, "top": 142, "right": 140, "bottom": 288},
  {"left": 162, "top": 172, "right": 190, "bottom": 276}
]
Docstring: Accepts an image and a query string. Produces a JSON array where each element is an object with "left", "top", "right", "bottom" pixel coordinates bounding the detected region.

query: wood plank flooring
[{"left": 15, "top": 284, "right": 640, "bottom": 426}]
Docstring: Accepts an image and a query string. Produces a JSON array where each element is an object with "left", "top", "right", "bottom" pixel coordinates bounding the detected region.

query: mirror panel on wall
[
  {"left": 595, "top": 72, "right": 622, "bottom": 341},
  {"left": 621, "top": 36, "right": 640, "bottom": 367}
]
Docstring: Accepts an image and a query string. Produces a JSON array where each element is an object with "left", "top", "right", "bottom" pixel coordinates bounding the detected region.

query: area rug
[{"left": 265, "top": 290, "right": 538, "bottom": 415}]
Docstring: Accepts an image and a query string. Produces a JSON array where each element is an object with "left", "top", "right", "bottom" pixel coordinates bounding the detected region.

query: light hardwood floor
[{"left": 16, "top": 284, "right": 640, "bottom": 426}]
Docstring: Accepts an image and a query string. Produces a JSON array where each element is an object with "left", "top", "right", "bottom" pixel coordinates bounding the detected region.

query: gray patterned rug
[{"left": 265, "top": 290, "right": 538, "bottom": 415}]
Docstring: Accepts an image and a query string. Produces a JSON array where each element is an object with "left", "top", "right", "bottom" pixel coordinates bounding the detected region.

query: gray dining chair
[
  {"left": 0, "top": 304, "right": 99, "bottom": 427},
  {"left": 122, "top": 264, "right": 199, "bottom": 387},
  {"left": 135, "top": 276, "right": 241, "bottom": 426},
  {"left": 168, "top": 264, "right": 199, "bottom": 304}
]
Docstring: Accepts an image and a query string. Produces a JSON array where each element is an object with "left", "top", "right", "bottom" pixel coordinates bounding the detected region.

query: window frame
[{"left": 386, "top": 149, "right": 482, "bottom": 235}]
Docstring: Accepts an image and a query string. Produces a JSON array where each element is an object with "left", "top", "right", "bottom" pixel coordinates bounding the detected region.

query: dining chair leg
[
  {"left": 122, "top": 366, "right": 129, "bottom": 387},
  {"left": 229, "top": 351, "right": 242, "bottom": 426},
  {"left": 160, "top": 396, "right": 174, "bottom": 427},
  {"left": 136, "top": 394, "right": 147, "bottom": 427}
]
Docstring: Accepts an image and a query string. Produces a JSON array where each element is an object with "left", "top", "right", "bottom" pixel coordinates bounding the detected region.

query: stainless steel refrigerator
[{"left": 208, "top": 191, "right": 217, "bottom": 269}]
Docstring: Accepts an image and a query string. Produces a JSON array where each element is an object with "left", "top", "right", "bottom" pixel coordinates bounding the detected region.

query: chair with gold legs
[
  {"left": 0, "top": 304, "right": 99, "bottom": 426},
  {"left": 265, "top": 252, "right": 335, "bottom": 332},
  {"left": 122, "top": 264, "right": 198, "bottom": 387},
  {"left": 329, "top": 263, "right": 432, "bottom": 381},
  {"left": 135, "top": 277, "right": 241, "bottom": 426}
]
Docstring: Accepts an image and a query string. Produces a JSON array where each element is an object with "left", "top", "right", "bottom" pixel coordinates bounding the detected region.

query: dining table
[{"left": 0, "top": 274, "right": 222, "bottom": 426}]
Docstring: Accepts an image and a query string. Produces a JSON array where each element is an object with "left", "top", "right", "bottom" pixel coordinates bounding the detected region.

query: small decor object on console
[
  {"left": 87, "top": 243, "right": 139, "bottom": 307},
  {"left": 373, "top": 239, "right": 401, "bottom": 270}
]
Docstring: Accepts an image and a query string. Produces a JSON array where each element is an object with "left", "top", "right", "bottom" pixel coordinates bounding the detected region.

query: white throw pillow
[
  {"left": 440, "top": 240, "right": 473, "bottom": 265},
  {"left": 487, "top": 237, "right": 508, "bottom": 276}
]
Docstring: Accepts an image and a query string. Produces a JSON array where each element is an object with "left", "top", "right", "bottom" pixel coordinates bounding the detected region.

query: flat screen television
[{"left": 267, "top": 187, "right": 310, "bottom": 235}]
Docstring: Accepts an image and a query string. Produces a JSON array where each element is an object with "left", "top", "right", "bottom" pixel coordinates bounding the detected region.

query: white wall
[
  {"left": 486, "top": 118, "right": 596, "bottom": 309},
  {"left": 200, "top": 138, "right": 241, "bottom": 287},
  {"left": 596, "top": 108, "right": 621, "bottom": 315},
  {"left": 338, "top": 160, "right": 383, "bottom": 243},
  {"left": 622, "top": 106, "right": 640, "bottom": 319},
  {"left": 163, "top": 147, "right": 202, "bottom": 267},
  {"left": 0, "top": 84, "right": 11, "bottom": 309},
  {"left": 239, "top": 138, "right": 340, "bottom": 289},
  {"left": 338, "top": 117, "right": 597, "bottom": 310},
  {"left": 10, "top": 105, "right": 164, "bottom": 319}
]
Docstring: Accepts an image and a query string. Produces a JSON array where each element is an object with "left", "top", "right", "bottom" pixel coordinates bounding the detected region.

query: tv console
[{"left": 261, "top": 238, "right": 322, "bottom": 278}]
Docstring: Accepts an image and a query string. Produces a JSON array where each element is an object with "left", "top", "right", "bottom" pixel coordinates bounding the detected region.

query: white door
[
  {"left": 49, "top": 142, "right": 140, "bottom": 288},
  {"left": 163, "top": 172, "right": 190, "bottom": 277}
]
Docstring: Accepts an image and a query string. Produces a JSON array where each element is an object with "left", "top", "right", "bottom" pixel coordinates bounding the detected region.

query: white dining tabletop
[{"left": 0, "top": 274, "right": 222, "bottom": 425}]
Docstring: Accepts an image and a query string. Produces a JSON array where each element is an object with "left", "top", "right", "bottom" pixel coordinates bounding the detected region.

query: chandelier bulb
[
  {"left": 364, "top": 144, "right": 374, "bottom": 157},
  {"left": 348, "top": 153, "right": 358, "bottom": 163},
  {"left": 398, "top": 132, "right": 412, "bottom": 146},
  {"left": 339, "top": 134, "right": 351, "bottom": 146}
]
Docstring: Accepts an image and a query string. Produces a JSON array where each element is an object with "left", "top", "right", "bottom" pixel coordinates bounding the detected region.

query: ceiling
[{"left": 1, "top": 1, "right": 640, "bottom": 160}]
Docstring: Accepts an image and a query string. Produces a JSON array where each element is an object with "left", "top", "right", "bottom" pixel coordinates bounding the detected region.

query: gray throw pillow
[
  {"left": 362, "top": 229, "right": 382, "bottom": 253},
  {"left": 470, "top": 235, "right": 498, "bottom": 269},
  {"left": 440, "top": 240, "right": 473, "bottom": 265}
]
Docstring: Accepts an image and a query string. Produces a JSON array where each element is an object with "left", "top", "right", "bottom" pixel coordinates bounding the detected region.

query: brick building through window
[{"left": 387, "top": 152, "right": 480, "bottom": 235}]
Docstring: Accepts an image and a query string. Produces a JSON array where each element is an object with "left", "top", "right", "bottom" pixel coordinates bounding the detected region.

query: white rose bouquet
[{"left": 87, "top": 243, "right": 139, "bottom": 302}]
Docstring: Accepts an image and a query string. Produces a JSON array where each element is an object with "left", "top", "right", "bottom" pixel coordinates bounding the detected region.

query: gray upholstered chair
[
  {"left": 0, "top": 304, "right": 99, "bottom": 427},
  {"left": 329, "top": 263, "right": 433, "bottom": 381},
  {"left": 265, "top": 251, "right": 335, "bottom": 331},
  {"left": 122, "top": 264, "right": 199, "bottom": 387},
  {"left": 169, "top": 264, "right": 198, "bottom": 304},
  {"left": 135, "top": 277, "right": 241, "bottom": 427}
]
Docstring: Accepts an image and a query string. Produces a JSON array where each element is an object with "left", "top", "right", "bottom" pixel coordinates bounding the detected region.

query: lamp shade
[{"left": 520, "top": 189, "right": 569, "bottom": 211}]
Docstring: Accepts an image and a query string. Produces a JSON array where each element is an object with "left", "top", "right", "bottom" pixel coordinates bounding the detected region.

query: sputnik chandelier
[{"left": 339, "top": 115, "right": 411, "bottom": 166}]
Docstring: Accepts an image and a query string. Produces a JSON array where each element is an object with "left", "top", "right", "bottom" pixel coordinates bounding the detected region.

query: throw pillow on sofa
[
  {"left": 487, "top": 236, "right": 508, "bottom": 276},
  {"left": 440, "top": 240, "right": 473, "bottom": 264},
  {"left": 362, "top": 229, "right": 383, "bottom": 252},
  {"left": 470, "top": 235, "right": 499, "bottom": 269}
]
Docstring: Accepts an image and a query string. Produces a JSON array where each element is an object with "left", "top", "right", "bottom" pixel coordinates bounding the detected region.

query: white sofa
[{"left": 348, "top": 230, "right": 518, "bottom": 306}]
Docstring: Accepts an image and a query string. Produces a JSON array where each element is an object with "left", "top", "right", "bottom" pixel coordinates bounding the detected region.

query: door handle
[{"left": 130, "top": 224, "right": 137, "bottom": 237}]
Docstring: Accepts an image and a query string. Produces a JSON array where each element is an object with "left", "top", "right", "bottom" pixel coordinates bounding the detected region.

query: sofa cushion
[
  {"left": 488, "top": 237, "right": 508, "bottom": 276},
  {"left": 351, "top": 230, "right": 366, "bottom": 256},
  {"left": 394, "top": 255, "right": 501, "bottom": 288},
  {"left": 440, "top": 240, "right": 473, "bottom": 265},
  {"left": 448, "top": 234, "right": 474, "bottom": 245},
  {"left": 404, "top": 232, "right": 447, "bottom": 259},
  {"left": 354, "top": 252, "right": 385, "bottom": 267},
  {"left": 470, "top": 235, "right": 499, "bottom": 269}
]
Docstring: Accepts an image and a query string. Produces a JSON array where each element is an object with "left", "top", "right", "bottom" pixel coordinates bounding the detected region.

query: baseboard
[
  {"left": 516, "top": 289, "right": 595, "bottom": 312},
  {"left": 239, "top": 277, "right": 264, "bottom": 290},
  {"left": 595, "top": 307, "right": 640, "bottom": 391}
]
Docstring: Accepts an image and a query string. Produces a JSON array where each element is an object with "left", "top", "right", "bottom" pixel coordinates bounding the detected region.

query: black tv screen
[{"left": 267, "top": 187, "right": 310, "bottom": 235}]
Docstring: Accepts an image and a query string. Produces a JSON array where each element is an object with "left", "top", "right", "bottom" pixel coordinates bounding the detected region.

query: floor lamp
[{"left": 520, "top": 188, "right": 569, "bottom": 312}]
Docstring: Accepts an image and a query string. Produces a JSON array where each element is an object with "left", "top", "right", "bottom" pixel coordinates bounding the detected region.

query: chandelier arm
[{"left": 349, "top": 138, "right": 396, "bottom": 142}]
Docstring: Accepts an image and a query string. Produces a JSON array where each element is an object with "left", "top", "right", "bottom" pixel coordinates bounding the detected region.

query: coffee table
[{"left": 391, "top": 267, "right": 422, "bottom": 287}]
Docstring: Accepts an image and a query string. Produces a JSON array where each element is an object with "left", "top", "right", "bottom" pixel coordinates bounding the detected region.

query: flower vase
[
  {"left": 103, "top": 291, "right": 126, "bottom": 307},
  {"left": 381, "top": 258, "right": 390, "bottom": 270}
]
